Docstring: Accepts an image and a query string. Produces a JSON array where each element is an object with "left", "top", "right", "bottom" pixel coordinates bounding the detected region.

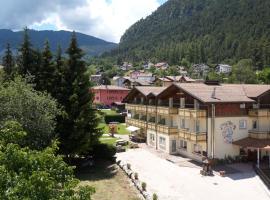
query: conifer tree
[
  {"left": 36, "top": 40, "right": 55, "bottom": 92},
  {"left": 57, "top": 32, "right": 101, "bottom": 156},
  {"left": 2, "top": 43, "right": 15, "bottom": 79},
  {"left": 52, "top": 45, "right": 66, "bottom": 100},
  {"left": 17, "top": 27, "right": 37, "bottom": 76}
]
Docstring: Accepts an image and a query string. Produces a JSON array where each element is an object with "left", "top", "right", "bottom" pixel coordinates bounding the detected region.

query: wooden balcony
[
  {"left": 249, "top": 130, "right": 270, "bottom": 139},
  {"left": 178, "top": 109, "right": 207, "bottom": 118},
  {"left": 249, "top": 109, "right": 270, "bottom": 117},
  {"left": 126, "top": 118, "right": 147, "bottom": 129},
  {"left": 157, "top": 124, "right": 178, "bottom": 135},
  {"left": 147, "top": 122, "right": 156, "bottom": 131},
  {"left": 147, "top": 105, "right": 178, "bottom": 115},
  {"left": 157, "top": 106, "right": 178, "bottom": 115},
  {"left": 126, "top": 104, "right": 147, "bottom": 112},
  {"left": 147, "top": 106, "right": 156, "bottom": 114},
  {"left": 179, "top": 129, "right": 207, "bottom": 142}
]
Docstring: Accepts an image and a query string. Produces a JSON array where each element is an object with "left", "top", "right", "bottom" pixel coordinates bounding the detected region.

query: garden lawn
[
  {"left": 100, "top": 109, "right": 118, "bottom": 115},
  {"left": 77, "top": 160, "right": 141, "bottom": 200},
  {"left": 99, "top": 123, "right": 129, "bottom": 135}
]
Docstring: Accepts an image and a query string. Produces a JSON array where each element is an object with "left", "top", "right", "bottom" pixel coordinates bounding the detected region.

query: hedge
[
  {"left": 92, "top": 143, "right": 116, "bottom": 160},
  {"left": 104, "top": 114, "right": 125, "bottom": 124}
]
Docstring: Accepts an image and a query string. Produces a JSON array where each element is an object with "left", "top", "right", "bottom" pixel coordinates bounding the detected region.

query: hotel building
[{"left": 124, "top": 82, "right": 270, "bottom": 164}]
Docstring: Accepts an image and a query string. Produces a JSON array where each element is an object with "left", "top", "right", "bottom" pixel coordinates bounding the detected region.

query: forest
[{"left": 105, "top": 0, "right": 270, "bottom": 70}]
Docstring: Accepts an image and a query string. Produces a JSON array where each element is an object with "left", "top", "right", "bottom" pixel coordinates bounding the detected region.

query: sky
[{"left": 0, "top": 0, "right": 167, "bottom": 43}]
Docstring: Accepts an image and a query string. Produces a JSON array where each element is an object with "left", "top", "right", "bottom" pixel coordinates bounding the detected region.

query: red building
[{"left": 91, "top": 85, "right": 130, "bottom": 106}]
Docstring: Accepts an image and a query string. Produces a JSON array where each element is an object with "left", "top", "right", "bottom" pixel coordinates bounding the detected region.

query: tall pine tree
[
  {"left": 36, "top": 40, "right": 56, "bottom": 92},
  {"left": 57, "top": 32, "right": 101, "bottom": 156},
  {"left": 17, "top": 27, "right": 38, "bottom": 77},
  {"left": 2, "top": 43, "right": 15, "bottom": 79},
  {"left": 52, "top": 45, "right": 66, "bottom": 100}
]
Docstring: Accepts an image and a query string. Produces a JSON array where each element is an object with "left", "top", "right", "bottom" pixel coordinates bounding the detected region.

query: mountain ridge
[
  {"left": 111, "top": 0, "right": 270, "bottom": 69},
  {"left": 0, "top": 29, "right": 117, "bottom": 57}
]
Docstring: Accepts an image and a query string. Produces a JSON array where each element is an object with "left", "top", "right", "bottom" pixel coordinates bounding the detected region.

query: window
[
  {"left": 171, "top": 140, "right": 176, "bottom": 152},
  {"left": 239, "top": 120, "right": 247, "bottom": 129},
  {"left": 193, "top": 144, "right": 202, "bottom": 154},
  {"left": 194, "top": 99, "right": 200, "bottom": 109},
  {"left": 252, "top": 120, "right": 257, "bottom": 129},
  {"left": 180, "top": 98, "right": 185, "bottom": 108},
  {"left": 180, "top": 119, "right": 185, "bottom": 129},
  {"left": 240, "top": 103, "right": 246, "bottom": 109},
  {"left": 150, "top": 134, "right": 155, "bottom": 142},
  {"left": 179, "top": 140, "right": 187, "bottom": 150},
  {"left": 253, "top": 104, "right": 259, "bottom": 109},
  {"left": 159, "top": 137, "right": 166, "bottom": 149},
  {"left": 195, "top": 120, "right": 200, "bottom": 132}
]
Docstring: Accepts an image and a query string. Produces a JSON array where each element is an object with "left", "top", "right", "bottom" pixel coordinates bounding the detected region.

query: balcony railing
[
  {"left": 126, "top": 104, "right": 147, "bottom": 112},
  {"left": 157, "top": 124, "right": 178, "bottom": 135},
  {"left": 249, "top": 109, "right": 270, "bottom": 117},
  {"left": 178, "top": 109, "right": 207, "bottom": 118},
  {"left": 157, "top": 106, "right": 178, "bottom": 115},
  {"left": 249, "top": 129, "right": 270, "bottom": 139},
  {"left": 179, "top": 129, "right": 207, "bottom": 142},
  {"left": 126, "top": 118, "right": 147, "bottom": 129},
  {"left": 147, "top": 122, "right": 156, "bottom": 131},
  {"left": 147, "top": 105, "right": 156, "bottom": 114},
  {"left": 147, "top": 105, "right": 178, "bottom": 115}
]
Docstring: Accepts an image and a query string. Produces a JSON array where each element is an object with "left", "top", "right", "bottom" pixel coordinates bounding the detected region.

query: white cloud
[
  {"left": 29, "top": 0, "right": 161, "bottom": 42},
  {"left": 0, "top": 0, "right": 162, "bottom": 42}
]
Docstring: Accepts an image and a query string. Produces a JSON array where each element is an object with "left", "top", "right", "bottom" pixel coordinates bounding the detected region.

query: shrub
[
  {"left": 116, "top": 160, "right": 121, "bottom": 165},
  {"left": 92, "top": 143, "right": 116, "bottom": 160},
  {"left": 142, "top": 182, "right": 146, "bottom": 191},
  {"left": 104, "top": 115, "right": 125, "bottom": 124},
  {"left": 153, "top": 193, "right": 158, "bottom": 200},
  {"left": 134, "top": 172, "right": 138, "bottom": 180},
  {"left": 127, "top": 163, "right": 131, "bottom": 169}
]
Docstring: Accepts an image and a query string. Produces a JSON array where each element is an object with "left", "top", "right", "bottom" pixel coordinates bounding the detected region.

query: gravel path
[{"left": 117, "top": 148, "right": 270, "bottom": 200}]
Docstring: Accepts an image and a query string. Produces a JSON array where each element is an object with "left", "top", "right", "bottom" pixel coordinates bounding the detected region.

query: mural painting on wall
[{"left": 220, "top": 121, "right": 236, "bottom": 144}]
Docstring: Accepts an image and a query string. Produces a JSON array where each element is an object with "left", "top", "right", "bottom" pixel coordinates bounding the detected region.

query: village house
[
  {"left": 123, "top": 78, "right": 152, "bottom": 89},
  {"left": 216, "top": 64, "right": 232, "bottom": 74},
  {"left": 154, "top": 75, "right": 195, "bottom": 87},
  {"left": 178, "top": 66, "right": 188, "bottom": 76},
  {"left": 91, "top": 85, "right": 130, "bottom": 106},
  {"left": 121, "top": 62, "right": 133, "bottom": 71},
  {"left": 137, "top": 73, "right": 155, "bottom": 82},
  {"left": 112, "top": 76, "right": 129, "bottom": 87},
  {"left": 155, "top": 62, "right": 169, "bottom": 70},
  {"left": 90, "top": 74, "right": 102, "bottom": 84},
  {"left": 191, "top": 64, "right": 210, "bottom": 78},
  {"left": 143, "top": 62, "right": 154, "bottom": 70},
  {"left": 124, "top": 82, "right": 270, "bottom": 166}
]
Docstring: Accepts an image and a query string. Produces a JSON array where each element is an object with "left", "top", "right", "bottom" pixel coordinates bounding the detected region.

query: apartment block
[{"left": 124, "top": 82, "right": 270, "bottom": 163}]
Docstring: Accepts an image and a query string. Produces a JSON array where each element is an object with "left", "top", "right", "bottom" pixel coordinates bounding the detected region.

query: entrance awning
[
  {"left": 126, "top": 126, "right": 140, "bottom": 132},
  {"left": 233, "top": 137, "right": 270, "bottom": 149}
]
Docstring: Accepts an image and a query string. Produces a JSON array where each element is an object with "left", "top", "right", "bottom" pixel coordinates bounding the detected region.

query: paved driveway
[{"left": 117, "top": 149, "right": 270, "bottom": 200}]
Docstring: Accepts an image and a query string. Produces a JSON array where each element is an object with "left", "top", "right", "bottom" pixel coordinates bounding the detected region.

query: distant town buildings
[
  {"left": 215, "top": 64, "right": 232, "bottom": 74},
  {"left": 112, "top": 76, "right": 129, "bottom": 87},
  {"left": 154, "top": 75, "right": 196, "bottom": 87},
  {"left": 191, "top": 64, "right": 210, "bottom": 78},
  {"left": 91, "top": 85, "right": 130, "bottom": 106},
  {"left": 155, "top": 62, "right": 169, "bottom": 70},
  {"left": 121, "top": 62, "right": 133, "bottom": 71},
  {"left": 90, "top": 74, "right": 102, "bottom": 84}
]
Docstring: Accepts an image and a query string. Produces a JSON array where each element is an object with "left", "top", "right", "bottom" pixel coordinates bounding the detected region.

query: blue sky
[{"left": 0, "top": 0, "right": 167, "bottom": 42}]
